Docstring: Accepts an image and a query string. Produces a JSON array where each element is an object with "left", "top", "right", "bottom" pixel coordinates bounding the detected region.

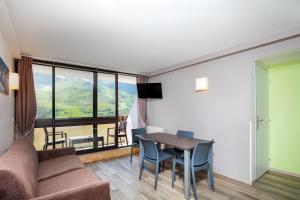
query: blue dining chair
[
  {"left": 172, "top": 140, "right": 214, "bottom": 200},
  {"left": 175, "top": 130, "right": 194, "bottom": 156},
  {"left": 165, "top": 130, "right": 194, "bottom": 157},
  {"left": 130, "top": 128, "right": 147, "bottom": 163},
  {"left": 139, "top": 138, "right": 173, "bottom": 190}
]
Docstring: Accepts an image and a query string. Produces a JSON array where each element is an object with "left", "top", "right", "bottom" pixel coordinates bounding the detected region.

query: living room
[{"left": 1, "top": 1, "right": 300, "bottom": 200}]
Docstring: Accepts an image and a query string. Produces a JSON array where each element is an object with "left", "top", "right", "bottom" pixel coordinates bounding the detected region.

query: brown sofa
[{"left": 0, "top": 139, "right": 111, "bottom": 200}]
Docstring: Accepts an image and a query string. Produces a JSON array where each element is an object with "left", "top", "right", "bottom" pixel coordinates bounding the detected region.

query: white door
[{"left": 255, "top": 63, "right": 270, "bottom": 179}]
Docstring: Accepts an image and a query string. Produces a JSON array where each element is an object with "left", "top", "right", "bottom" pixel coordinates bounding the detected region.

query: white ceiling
[{"left": 4, "top": 0, "right": 300, "bottom": 74}]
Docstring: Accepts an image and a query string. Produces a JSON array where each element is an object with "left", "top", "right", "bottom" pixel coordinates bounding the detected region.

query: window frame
[{"left": 33, "top": 59, "right": 138, "bottom": 154}]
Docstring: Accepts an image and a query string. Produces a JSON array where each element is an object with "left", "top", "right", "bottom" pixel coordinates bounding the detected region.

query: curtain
[
  {"left": 15, "top": 56, "right": 36, "bottom": 142},
  {"left": 136, "top": 75, "right": 147, "bottom": 128}
]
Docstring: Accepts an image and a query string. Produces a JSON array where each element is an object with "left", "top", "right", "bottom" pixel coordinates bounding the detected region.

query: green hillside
[{"left": 34, "top": 73, "right": 137, "bottom": 119}]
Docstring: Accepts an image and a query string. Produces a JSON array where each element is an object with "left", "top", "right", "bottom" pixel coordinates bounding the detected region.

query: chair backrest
[
  {"left": 192, "top": 140, "right": 214, "bottom": 166},
  {"left": 177, "top": 130, "right": 194, "bottom": 138},
  {"left": 140, "top": 138, "right": 158, "bottom": 160},
  {"left": 119, "top": 121, "right": 127, "bottom": 131},
  {"left": 131, "top": 128, "right": 147, "bottom": 144}
]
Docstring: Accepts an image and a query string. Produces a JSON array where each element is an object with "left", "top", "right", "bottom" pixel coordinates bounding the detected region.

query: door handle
[{"left": 256, "top": 116, "right": 264, "bottom": 130}]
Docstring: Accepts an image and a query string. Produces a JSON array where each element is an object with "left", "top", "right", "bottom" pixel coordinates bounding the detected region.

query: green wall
[{"left": 269, "top": 62, "right": 300, "bottom": 175}]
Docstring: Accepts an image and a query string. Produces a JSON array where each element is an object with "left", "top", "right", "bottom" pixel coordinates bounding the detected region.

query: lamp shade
[
  {"left": 195, "top": 77, "right": 208, "bottom": 92},
  {"left": 9, "top": 72, "right": 20, "bottom": 90}
]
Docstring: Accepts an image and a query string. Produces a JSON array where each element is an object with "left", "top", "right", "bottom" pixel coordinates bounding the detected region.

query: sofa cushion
[
  {"left": 38, "top": 154, "right": 85, "bottom": 181},
  {"left": 0, "top": 138, "right": 39, "bottom": 199},
  {"left": 38, "top": 168, "right": 107, "bottom": 197}
]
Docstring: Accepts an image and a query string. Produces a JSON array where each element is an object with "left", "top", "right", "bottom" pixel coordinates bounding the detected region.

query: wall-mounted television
[{"left": 137, "top": 83, "right": 162, "bottom": 99}]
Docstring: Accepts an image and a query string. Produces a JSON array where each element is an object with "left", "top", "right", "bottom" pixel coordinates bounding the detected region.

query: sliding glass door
[
  {"left": 54, "top": 68, "right": 94, "bottom": 150},
  {"left": 33, "top": 63, "right": 134, "bottom": 153},
  {"left": 118, "top": 75, "right": 137, "bottom": 147},
  {"left": 33, "top": 64, "right": 53, "bottom": 150},
  {"left": 97, "top": 73, "right": 117, "bottom": 148}
]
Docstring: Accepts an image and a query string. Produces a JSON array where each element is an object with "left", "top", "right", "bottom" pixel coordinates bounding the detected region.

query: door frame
[{"left": 251, "top": 61, "right": 270, "bottom": 183}]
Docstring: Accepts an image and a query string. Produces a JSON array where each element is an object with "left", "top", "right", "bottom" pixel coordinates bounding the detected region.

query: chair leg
[
  {"left": 172, "top": 160, "right": 176, "bottom": 188},
  {"left": 106, "top": 133, "right": 109, "bottom": 146},
  {"left": 139, "top": 159, "right": 144, "bottom": 180},
  {"left": 154, "top": 162, "right": 159, "bottom": 190},
  {"left": 208, "top": 163, "right": 215, "bottom": 191},
  {"left": 130, "top": 146, "right": 133, "bottom": 164},
  {"left": 158, "top": 162, "right": 161, "bottom": 173},
  {"left": 119, "top": 137, "right": 122, "bottom": 146},
  {"left": 191, "top": 169, "right": 198, "bottom": 200},
  {"left": 125, "top": 132, "right": 128, "bottom": 146}
]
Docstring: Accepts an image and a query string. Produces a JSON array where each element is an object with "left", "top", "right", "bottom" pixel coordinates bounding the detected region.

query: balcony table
[{"left": 69, "top": 135, "right": 104, "bottom": 148}]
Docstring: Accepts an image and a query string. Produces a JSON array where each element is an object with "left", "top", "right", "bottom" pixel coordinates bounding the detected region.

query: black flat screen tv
[{"left": 137, "top": 83, "right": 162, "bottom": 98}]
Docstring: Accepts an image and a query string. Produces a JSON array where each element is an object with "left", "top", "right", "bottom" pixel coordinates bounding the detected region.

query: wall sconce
[
  {"left": 195, "top": 77, "right": 208, "bottom": 92},
  {"left": 9, "top": 72, "right": 20, "bottom": 90}
]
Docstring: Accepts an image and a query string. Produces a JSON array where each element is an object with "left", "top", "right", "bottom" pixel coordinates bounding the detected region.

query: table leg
[{"left": 184, "top": 149, "right": 191, "bottom": 199}]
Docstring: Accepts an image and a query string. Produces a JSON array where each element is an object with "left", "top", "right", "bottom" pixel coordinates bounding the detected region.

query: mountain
[{"left": 34, "top": 73, "right": 137, "bottom": 119}]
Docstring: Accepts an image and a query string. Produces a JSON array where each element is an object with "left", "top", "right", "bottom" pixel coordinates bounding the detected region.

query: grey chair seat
[
  {"left": 173, "top": 157, "right": 208, "bottom": 170},
  {"left": 144, "top": 151, "right": 173, "bottom": 164}
]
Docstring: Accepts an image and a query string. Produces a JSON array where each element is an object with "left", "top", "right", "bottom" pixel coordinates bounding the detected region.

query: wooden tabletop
[{"left": 139, "top": 132, "right": 209, "bottom": 150}]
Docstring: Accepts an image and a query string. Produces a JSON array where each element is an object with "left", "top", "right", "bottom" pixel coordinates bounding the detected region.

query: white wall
[
  {"left": 148, "top": 37, "right": 300, "bottom": 184},
  {"left": 0, "top": 31, "right": 15, "bottom": 155}
]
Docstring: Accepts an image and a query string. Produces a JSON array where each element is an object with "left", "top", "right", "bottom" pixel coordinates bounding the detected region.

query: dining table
[{"left": 138, "top": 132, "right": 214, "bottom": 200}]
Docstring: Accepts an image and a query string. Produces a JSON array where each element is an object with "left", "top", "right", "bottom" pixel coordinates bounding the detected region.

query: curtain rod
[{"left": 15, "top": 57, "right": 142, "bottom": 77}]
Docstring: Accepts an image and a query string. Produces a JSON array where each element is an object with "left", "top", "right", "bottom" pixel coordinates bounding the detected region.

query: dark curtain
[
  {"left": 136, "top": 75, "right": 147, "bottom": 128},
  {"left": 15, "top": 56, "right": 36, "bottom": 142}
]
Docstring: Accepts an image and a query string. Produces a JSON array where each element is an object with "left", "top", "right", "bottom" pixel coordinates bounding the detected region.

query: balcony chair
[
  {"left": 43, "top": 127, "right": 68, "bottom": 150},
  {"left": 107, "top": 120, "right": 128, "bottom": 146}
]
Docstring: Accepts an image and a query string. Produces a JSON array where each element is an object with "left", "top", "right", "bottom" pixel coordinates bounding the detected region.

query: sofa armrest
[
  {"left": 31, "top": 182, "right": 111, "bottom": 200},
  {"left": 37, "top": 147, "right": 75, "bottom": 162}
]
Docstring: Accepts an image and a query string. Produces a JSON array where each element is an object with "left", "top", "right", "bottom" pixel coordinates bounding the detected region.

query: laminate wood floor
[{"left": 87, "top": 156, "right": 300, "bottom": 200}]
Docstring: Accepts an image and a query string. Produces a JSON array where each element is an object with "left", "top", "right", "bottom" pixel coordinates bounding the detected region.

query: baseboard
[
  {"left": 269, "top": 168, "right": 300, "bottom": 178},
  {"left": 79, "top": 147, "right": 139, "bottom": 163},
  {"left": 213, "top": 172, "right": 253, "bottom": 186}
]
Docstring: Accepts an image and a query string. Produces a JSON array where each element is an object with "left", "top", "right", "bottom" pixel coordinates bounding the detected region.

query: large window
[{"left": 33, "top": 63, "right": 138, "bottom": 153}]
